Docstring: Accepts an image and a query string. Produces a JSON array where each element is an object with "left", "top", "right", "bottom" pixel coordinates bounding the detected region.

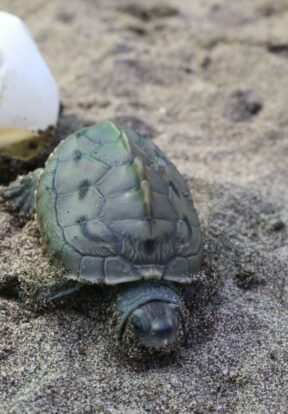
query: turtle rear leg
[
  {"left": 2, "top": 168, "right": 43, "bottom": 216},
  {"left": 39, "top": 281, "right": 83, "bottom": 303},
  {"left": 18, "top": 276, "right": 83, "bottom": 308}
]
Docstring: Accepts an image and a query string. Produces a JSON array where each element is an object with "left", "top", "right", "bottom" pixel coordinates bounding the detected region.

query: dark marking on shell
[
  {"left": 183, "top": 215, "right": 193, "bottom": 239},
  {"left": 169, "top": 180, "right": 180, "bottom": 197},
  {"left": 143, "top": 239, "right": 156, "bottom": 255},
  {"left": 73, "top": 150, "right": 82, "bottom": 162},
  {"left": 76, "top": 131, "right": 83, "bottom": 139},
  {"left": 79, "top": 179, "right": 91, "bottom": 199},
  {"left": 76, "top": 215, "right": 87, "bottom": 224}
]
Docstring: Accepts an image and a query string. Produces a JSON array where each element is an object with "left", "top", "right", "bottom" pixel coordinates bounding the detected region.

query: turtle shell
[{"left": 36, "top": 121, "right": 203, "bottom": 285}]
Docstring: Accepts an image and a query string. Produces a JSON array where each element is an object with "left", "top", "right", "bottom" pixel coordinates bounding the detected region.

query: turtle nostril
[{"left": 151, "top": 320, "right": 174, "bottom": 338}]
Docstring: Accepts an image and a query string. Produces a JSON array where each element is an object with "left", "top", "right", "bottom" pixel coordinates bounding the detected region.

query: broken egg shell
[{"left": 0, "top": 11, "right": 60, "bottom": 180}]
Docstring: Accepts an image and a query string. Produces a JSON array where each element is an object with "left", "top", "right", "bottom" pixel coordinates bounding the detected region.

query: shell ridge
[{"left": 120, "top": 129, "right": 155, "bottom": 222}]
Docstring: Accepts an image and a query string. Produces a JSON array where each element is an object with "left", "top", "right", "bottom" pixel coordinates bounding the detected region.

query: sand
[{"left": 0, "top": 0, "right": 288, "bottom": 412}]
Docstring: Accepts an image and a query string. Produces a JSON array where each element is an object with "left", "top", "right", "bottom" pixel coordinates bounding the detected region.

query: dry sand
[{"left": 0, "top": 0, "right": 288, "bottom": 413}]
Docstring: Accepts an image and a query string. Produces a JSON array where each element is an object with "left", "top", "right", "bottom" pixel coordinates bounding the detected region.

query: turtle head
[
  {"left": 128, "top": 301, "right": 180, "bottom": 349},
  {"left": 115, "top": 282, "right": 185, "bottom": 353}
]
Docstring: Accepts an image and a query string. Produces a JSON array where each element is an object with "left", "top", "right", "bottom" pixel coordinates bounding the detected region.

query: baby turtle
[{"left": 3, "top": 121, "right": 203, "bottom": 353}]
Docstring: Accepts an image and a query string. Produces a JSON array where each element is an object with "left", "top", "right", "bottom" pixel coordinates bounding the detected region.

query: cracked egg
[{"left": 0, "top": 11, "right": 59, "bottom": 182}]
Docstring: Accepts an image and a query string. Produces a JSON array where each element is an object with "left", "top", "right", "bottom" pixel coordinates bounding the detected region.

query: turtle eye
[
  {"left": 130, "top": 315, "right": 149, "bottom": 336},
  {"left": 132, "top": 318, "right": 142, "bottom": 333}
]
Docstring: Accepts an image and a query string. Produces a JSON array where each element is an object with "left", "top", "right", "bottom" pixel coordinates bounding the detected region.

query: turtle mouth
[{"left": 134, "top": 314, "right": 181, "bottom": 350}]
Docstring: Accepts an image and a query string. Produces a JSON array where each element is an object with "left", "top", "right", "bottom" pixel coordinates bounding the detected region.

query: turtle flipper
[{"left": 2, "top": 168, "right": 43, "bottom": 216}]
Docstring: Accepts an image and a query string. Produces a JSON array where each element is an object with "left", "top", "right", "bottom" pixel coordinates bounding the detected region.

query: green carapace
[{"left": 4, "top": 121, "right": 203, "bottom": 353}]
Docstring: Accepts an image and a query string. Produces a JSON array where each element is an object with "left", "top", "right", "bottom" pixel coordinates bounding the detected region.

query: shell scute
[
  {"left": 150, "top": 192, "right": 177, "bottom": 221},
  {"left": 104, "top": 256, "right": 141, "bottom": 285},
  {"left": 55, "top": 155, "right": 109, "bottom": 195},
  {"left": 64, "top": 220, "right": 117, "bottom": 257},
  {"left": 80, "top": 256, "right": 104, "bottom": 282},
  {"left": 58, "top": 135, "right": 78, "bottom": 163},
  {"left": 56, "top": 187, "right": 103, "bottom": 228},
  {"left": 99, "top": 189, "right": 145, "bottom": 221},
  {"left": 110, "top": 219, "right": 175, "bottom": 241},
  {"left": 80, "top": 122, "right": 120, "bottom": 146},
  {"left": 96, "top": 164, "right": 137, "bottom": 196},
  {"left": 145, "top": 167, "right": 169, "bottom": 196},
  {"left": 165, "top": 257, "right": 189, "bottom": 278},
  {"left": 94, "top": 141, "right": 133, "bottom": 166}
]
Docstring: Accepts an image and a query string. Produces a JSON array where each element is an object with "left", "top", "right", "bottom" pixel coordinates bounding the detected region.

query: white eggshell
[{"left": 0, "top": 11, "right": 59, "bottom": 137}]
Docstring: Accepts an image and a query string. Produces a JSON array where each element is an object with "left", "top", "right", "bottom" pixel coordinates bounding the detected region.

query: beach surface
[{"left": 0, "top": 0, "right": 287, "bottom": 412}]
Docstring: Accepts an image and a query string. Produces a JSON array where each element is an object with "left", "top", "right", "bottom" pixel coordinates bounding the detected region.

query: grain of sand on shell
[{"left": 0, "top": 0, "right": 288, "bottom": 413}]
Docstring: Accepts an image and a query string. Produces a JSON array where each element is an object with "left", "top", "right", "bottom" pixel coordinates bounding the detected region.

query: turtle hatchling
[{"left": 3, "top": 121, "right": 203, "bottom": 353}]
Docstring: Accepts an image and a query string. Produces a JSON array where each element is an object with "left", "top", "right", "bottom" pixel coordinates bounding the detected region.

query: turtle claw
[
  {"left": 39, "top": 283, "right": 82, "bottom": 303},
  {"left": 3, "top": 177, "right": 35, "bottom": 216},
  {"left": 16, "top": 277, "right": 81, "bottom": 308},
  {"left": 2, "top": 169, "right": 42, "bottom": 217}
]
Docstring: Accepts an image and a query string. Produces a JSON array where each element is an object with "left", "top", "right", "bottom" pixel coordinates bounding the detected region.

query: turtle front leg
[{"left": 1, "top": 168, "right": 43, "bottom": 217}]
